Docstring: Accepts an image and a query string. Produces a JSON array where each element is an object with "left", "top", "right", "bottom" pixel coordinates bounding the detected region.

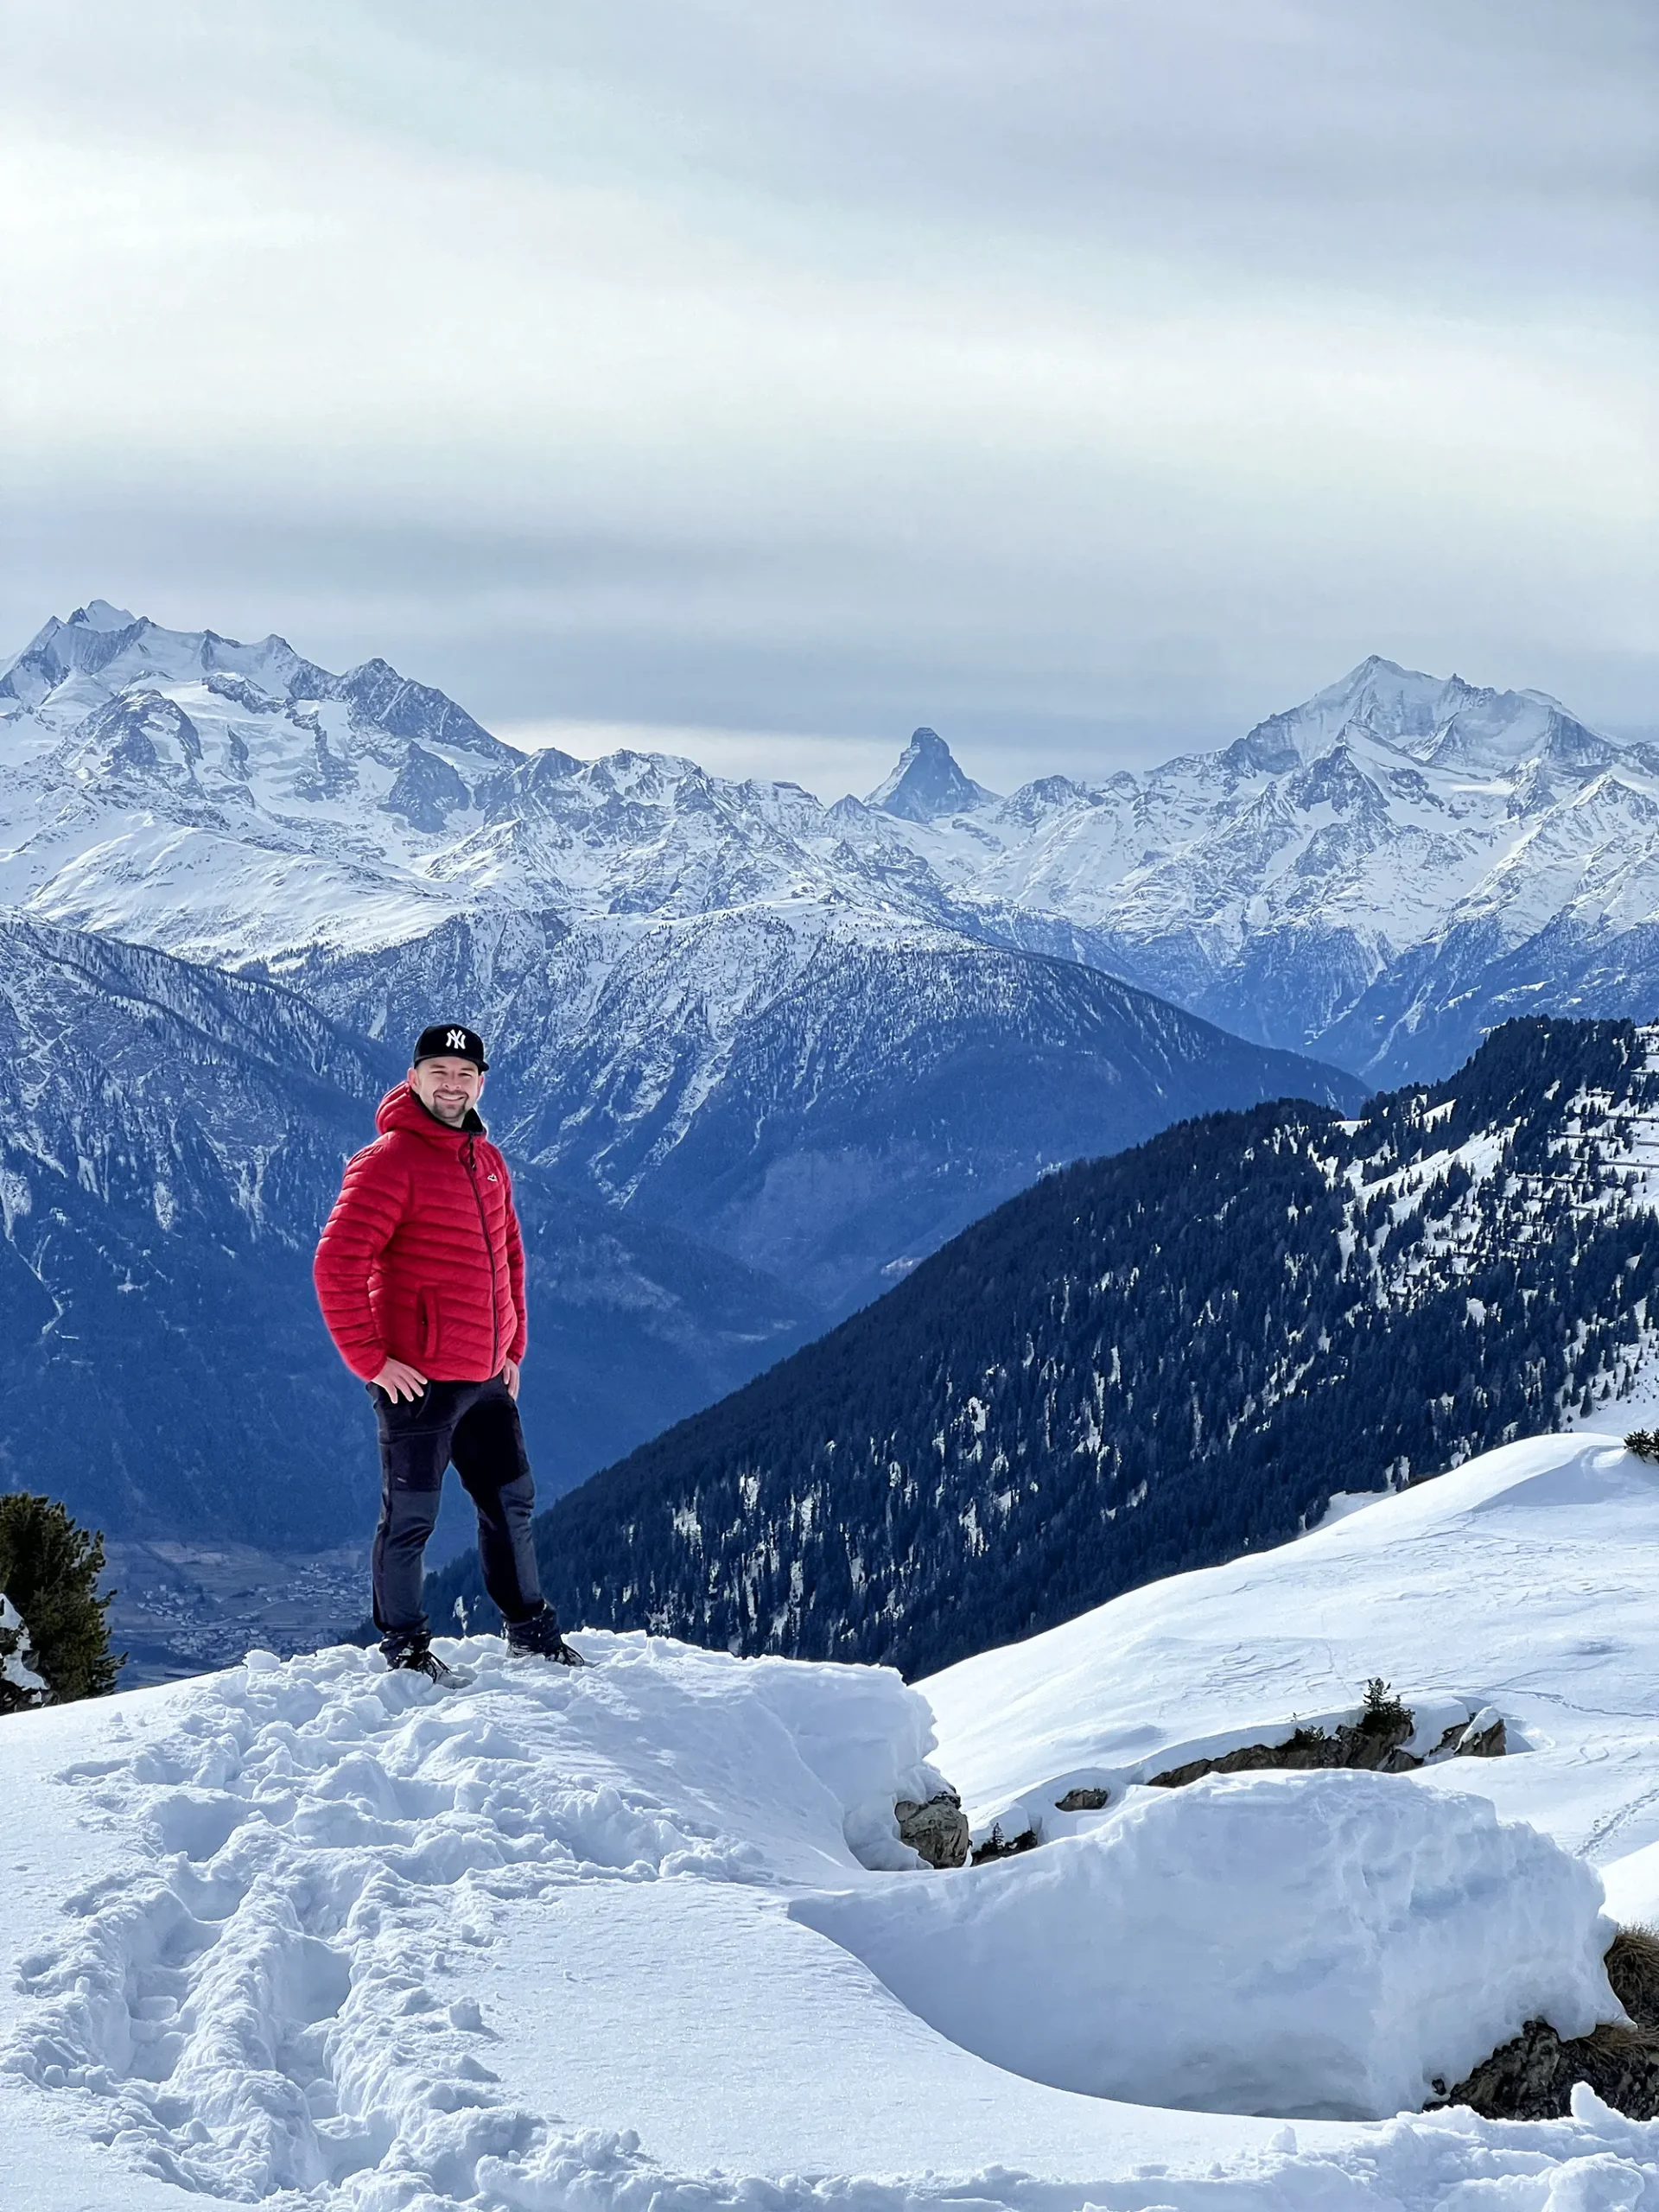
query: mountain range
[
  {"left": 5, "top": 601, "right": 1658, "bottom": 1667},
  {"left": 429, "top": 1016, "right": 1659, "bottom": 1676},
  {"left": 0, "top": 602, "right": 1362, "bottom": 1314},
  {"left": 8, "top": 608, "right": 1656, "bottom": 1117},
  {"left": 841, "top": 672, "right": 1659, "bottom": 1083}
]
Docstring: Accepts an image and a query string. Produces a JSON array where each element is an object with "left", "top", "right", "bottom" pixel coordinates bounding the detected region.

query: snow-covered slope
[
  {"left": 3, "top": 1433, "right": 1657, "bottom": 2207},
  {"left": 923, "top": 1433, "right": 1659, "bottom": 1877}
]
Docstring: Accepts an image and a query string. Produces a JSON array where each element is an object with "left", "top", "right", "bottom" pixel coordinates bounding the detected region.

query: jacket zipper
[{"left": 461, "top": 1137, "right": 501, "bottom": 1372}]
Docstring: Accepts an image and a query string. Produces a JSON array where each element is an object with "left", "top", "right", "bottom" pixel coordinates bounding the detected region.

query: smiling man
[{"left": 314, "top": 1022, "right": 582, "bottom": 1679}]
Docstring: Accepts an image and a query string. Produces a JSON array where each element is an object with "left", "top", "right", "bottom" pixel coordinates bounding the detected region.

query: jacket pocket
[{"left": 416, "top": 1289, "right": 441, "bottom": 1362}]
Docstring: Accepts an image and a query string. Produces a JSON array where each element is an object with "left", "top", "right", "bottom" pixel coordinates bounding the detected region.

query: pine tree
[{"left": 0, "top": 1494, "right": 121, "bottom": 1707}]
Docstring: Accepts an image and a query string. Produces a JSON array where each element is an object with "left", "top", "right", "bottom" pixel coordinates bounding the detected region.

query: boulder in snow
[
  {"left": 894, "top": 1789, "right": 970, "bottom": 1869},
  {"left": 1434, "top": 1927, "right": 1659, "bottom": 2120},
  {"left": 1455, "top": 1707, "right": 1507, "bottom": 1759}
]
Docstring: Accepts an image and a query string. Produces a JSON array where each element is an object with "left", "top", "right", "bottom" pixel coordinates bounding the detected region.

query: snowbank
[
  {"left": 795, "top": 1769, "right": 1618, "bottom": 2120},
  {"left": 1605, "top": 1839, "right": 1659, "bottom": 1934},
  {"left": 0, "top": 1633, "right": 949, "bottom": 2203}
]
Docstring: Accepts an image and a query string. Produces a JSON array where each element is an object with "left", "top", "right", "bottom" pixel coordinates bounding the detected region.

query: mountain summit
[{"left": 866, "top": 727, "right": 999, "bottom": 821}]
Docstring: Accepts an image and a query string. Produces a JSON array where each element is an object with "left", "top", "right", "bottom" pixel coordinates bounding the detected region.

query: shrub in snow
[
  {"left": 0, "top": 1493, "right": 119, "bottom": 1707},
  {"left": 792, "top": 1769, "right": 1618, "bottom": 2121}
]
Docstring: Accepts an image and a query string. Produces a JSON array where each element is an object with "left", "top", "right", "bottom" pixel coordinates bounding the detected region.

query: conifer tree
[{"left": 0, "top": 1494, "right": 121, "bottom": 1708}]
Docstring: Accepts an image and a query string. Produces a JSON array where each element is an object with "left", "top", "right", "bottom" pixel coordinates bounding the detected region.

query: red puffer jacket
[{"left": 314, "top": 1084, "right": 527, "bottom": 1383}]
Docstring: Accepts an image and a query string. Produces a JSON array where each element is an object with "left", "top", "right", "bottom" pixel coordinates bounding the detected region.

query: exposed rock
[
  {"left": 895, "top": 1789, "right": 970, "bottom": 1870},
  {"left": 381, "top": 742, "right": 473, "bottom": 832},
  {"left": 1054, "top": 1785, "right": 1110, "bottom": 1811},
  {"left": 1149, "top": 1706, "right": 1416, "bottom": 1789},
  {"left": 1433, "top": 2019, "right": 1659, "bottom": 2121},
  {"left": 971, "top": 1822, "right": 1040, "bottom": 1866},
  {"left": 1455, "top": 1708, "right": 1506, "bottom": 1759},
  {"left": 1149, "top": 1688, "right": 1507, "bottom": 1790},
  {"left": 1430, "top": 1932, "right": 1659, "bottom": 2120}
]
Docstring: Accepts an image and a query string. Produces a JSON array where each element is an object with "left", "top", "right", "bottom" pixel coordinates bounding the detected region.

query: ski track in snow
[{"left": 0, "top": 1613, "right": 1656, "bottom": 2208}]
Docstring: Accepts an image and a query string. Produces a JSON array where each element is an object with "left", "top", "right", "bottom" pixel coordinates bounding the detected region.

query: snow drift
[{"left": 795, "top": 1768, "right": 1618, "bottom": 2120}]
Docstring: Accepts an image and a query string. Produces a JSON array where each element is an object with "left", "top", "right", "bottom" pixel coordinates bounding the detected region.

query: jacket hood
[{"left": 375, "top": 1083, "right": 486, "bottom": 1143}]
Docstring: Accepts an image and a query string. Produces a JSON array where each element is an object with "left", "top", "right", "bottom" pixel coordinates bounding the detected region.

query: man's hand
[
  {"left": 499, "top": 1357, "right": 521, "bottom": 1401},
  {"left": 373, "top": 1357, "right": 429, "bottom": 1404}
]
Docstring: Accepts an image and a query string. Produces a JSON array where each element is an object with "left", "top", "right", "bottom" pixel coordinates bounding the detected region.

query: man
[{"left": 314, "top": 1023, "right": 582, "bottom": 1679}]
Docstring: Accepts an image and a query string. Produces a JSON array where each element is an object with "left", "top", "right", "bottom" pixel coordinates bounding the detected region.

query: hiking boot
[
  {"left": 382, "top": 1633, "right": 453, "bottom": 1683},
  {"left": 505, "top": 1607, "right": 586, "bottom": 1666}
]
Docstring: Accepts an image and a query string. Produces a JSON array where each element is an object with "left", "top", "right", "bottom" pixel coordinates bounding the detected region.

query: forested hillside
[{"left": 432, "top": 1018, "right": 1659, "bottom": 1675}]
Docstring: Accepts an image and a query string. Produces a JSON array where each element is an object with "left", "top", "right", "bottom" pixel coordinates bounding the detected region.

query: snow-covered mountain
[
  {"left": 7, "top": 610, "right": 1654, "bottom": 1116},
  {"left": 0, "top": 604, "right": 1361, "bottom": 1312},
  {"left": 458, "top": 1016, "right": 1659, "bottom": 1676},
  {"left": 2, "top": 1432, "right": 1657, "bottom": 2204},
  {"left": 841, "top": 658, "right": 1659, "bottom": 1082}
]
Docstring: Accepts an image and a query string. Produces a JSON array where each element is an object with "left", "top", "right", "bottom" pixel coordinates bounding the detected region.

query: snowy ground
[
  {"left": 924, "top": 1432, "right": 1659, "bottom": 1887},
  {"left": 1, "top": 1433, "right": 1656, "bottom": 2209}
]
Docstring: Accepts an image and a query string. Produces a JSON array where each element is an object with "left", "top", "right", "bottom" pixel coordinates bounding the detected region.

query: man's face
[{"left": 409, "top": 1055, "right": 484, "bottom": 1127}]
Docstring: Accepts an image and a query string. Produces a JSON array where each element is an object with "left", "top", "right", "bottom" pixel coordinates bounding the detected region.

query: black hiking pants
[{"left": 369, "top": 1376, "right": 544, "bottom": 1645}]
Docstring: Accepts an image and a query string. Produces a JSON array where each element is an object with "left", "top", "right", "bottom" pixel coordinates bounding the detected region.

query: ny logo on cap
[{"left": 446, "top": 1029, "right": 468, "bottom": 1052}]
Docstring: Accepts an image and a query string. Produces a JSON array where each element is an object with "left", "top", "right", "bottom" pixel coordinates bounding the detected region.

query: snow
[
  {"left": 72, "top": 601, "right": 138, "bottom": 632},
  {"left": 923, "top": 1433, "right": 1659, "bottom": 1870},
  {"left": 1605, "top": 1841, "right": 1659, "bottom": 1932},
  {"left": 0, "top": 1592, "right": 47, "bottom": 1701},
  {"left": 796, "top": 1770, "right": 1617, "bottom": 2121},
  {"left": 1, "top": 1435, "right": 1657, "bottom": 2209}
]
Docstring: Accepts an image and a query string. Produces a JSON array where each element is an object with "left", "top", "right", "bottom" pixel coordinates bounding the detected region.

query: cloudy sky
[{"left": 3, "top": 0, "right": 1654, "bottom": 793}]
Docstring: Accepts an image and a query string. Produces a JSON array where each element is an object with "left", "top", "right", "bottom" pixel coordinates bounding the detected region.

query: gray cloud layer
[{"left": 3, "top": 0, "right": 1653, "bottom": 789}]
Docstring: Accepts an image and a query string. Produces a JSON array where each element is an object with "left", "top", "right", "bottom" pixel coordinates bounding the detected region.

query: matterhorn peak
[{"left": 866, "top": 726, "right": 999, "bottom": 823}]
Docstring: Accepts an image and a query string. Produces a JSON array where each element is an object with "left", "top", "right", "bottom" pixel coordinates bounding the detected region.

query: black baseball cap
[{"left": 412, "top": 1023, "right": 488, "bottom": 1071}]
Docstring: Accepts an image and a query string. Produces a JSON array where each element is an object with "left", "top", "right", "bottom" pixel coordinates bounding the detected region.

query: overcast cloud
[{"left": 3, "top": 0, "right": 1653, "bottom": 792}]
